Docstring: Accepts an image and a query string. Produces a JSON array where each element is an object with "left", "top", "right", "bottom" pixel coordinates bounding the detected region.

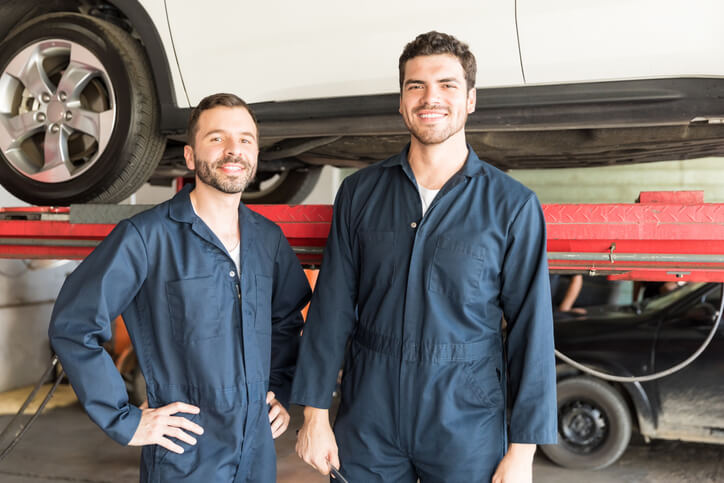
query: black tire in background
[
  {"left": 0, "top": 12, "right": 164, "bottom": 205},
  {"left": 541, "top": 376, "right": 632, "bottom": 470},
  {"left": 242, "top": 166, "right": 323, "bottom": 204}
]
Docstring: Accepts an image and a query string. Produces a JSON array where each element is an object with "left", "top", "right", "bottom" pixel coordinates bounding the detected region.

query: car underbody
[{"left": 158, "top": 78, "right": 724, "bottom": 185}]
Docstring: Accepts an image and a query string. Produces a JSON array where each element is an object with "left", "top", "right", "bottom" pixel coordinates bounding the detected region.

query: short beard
[
  {"left": 404, "top": 104, "right": 468, "bottom": 145},
  {"left": 195, "top": 154, "right": 256, "bottom": 194},
  {"left": 409, "top": 122, "right": 463, "bottom": 145}
]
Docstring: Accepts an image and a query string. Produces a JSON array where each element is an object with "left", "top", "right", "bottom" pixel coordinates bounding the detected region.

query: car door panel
[
  {"left": 165, "top": 0, "right": 523, "bottom": 104},
  {"left": 517, "top": 0, "right": 724, "bottom": 85},
  {"left": 653, "top": 286, "right": 724, "bottom": 430}
]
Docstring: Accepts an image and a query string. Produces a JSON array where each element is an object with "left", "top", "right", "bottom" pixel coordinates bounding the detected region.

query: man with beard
[
  {"left": 49, "top": 93, "right": 311, "bottom": 482},
  {"left": 292, "top": 32, "right": 556, "bottom": 482}
]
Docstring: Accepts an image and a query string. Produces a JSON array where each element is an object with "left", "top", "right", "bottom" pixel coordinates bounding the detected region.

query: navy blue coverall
[
  {"left": 291, "top": 147, "right": 557, "bottom": 482},
  {"left": 49, "top": 185, "right": 311, "bottom": 482}
]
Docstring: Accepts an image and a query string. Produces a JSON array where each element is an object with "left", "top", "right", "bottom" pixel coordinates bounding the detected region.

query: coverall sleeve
[
  {"left": 500, "top": 195, "right": 558, "bottom": 444},
  {"left": 48, "top": 220, "right": 148, "bottom": 445},
  {"left": 290, "top": 180, "right": 358, "bottom": 409},
  {"left": 269, "top": 231, "right": 312, "bottom": 408}
]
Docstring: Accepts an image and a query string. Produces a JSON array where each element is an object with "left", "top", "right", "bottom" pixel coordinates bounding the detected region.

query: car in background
[
  {"left": 541, "top": 282, "right": 724, "bottom": 469},
  {"left": 0, "top": 1, "right": 723, "bottom": 205}
]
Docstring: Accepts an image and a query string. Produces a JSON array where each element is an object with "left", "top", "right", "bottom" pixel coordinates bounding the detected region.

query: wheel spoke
[
  {"left": 0, "top": 112, "right": 43, "bottom": 151},
  {"left": 69, "top": 41, "right": 106, "bottom": 73},
  {"left": 4, "top": 47, "right": 54, "bottom": 100},
  {"left": 65, "top": 108, "right": 99, "bottom": 139},
  {"left": 56, "top": 61, "right": 99, "bottom": 102},
  {"left": 66, "top": 108, "right": 114, "bottom": 149},
  {"left": 39, "top": 127, "right": 73, "bottom": 181}
]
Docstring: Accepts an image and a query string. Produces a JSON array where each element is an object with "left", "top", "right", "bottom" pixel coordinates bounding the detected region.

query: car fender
[{"left": 108, "top": 0, "right": 189, "bottom": 130}]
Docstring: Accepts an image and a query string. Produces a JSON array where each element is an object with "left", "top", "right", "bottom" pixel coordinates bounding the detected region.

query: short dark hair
[
  {"left": 187, "top": 93, "right": 258, "bottom": 145},
  {"left": 398, "top": 31, "right": 476, "bottom": 91}
]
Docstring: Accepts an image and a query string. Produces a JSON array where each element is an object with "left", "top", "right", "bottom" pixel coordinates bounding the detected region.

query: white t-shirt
[
  {"left": 228, "top": 242, "right": 241, "bottom": 276},
  {"left": 418, "top": 184, "right": 440, "bottom": 216}
]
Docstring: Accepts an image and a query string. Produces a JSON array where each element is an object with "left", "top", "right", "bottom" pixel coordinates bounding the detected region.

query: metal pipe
[
  {"left": 548, "top": 252, "right": 724, "bottom": 264},
  {"left": 0, "top": 238, "right": 99, "bottom": 247},
  {"left": 260, "top": 136, "right": 341, "bottom": 161},
  {"left": 291, "top": 246, "right": 324, "bottom": 254}
]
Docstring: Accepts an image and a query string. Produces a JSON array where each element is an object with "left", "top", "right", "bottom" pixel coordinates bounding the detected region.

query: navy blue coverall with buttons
[
  {"left": 49, "top": 185, "right": 311, "bottom": 482},
  {"left": 291, "top": 147, "right": 557, "bottom": 482}
]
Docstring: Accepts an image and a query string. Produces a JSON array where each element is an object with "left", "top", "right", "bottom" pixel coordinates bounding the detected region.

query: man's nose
[
  {"left": 422, "top": 85, "right": 442, "bottom": 105},
  {"left": 226, "top": 139, "right": 244, "bottom": 157}
]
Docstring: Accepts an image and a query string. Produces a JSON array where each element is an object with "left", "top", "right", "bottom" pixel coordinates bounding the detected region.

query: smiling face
[
  {"left": 399, "top": 54, "right": 476, "bottom": 146},
  {"left": 184, "top": 106, "right": 258, "bottom": 194}
]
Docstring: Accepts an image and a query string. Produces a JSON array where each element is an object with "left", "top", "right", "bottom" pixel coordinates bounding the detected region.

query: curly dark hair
[
  {"left": 187, "top": 93, "right": 258, "bottom": 146},
  {"left": 398, "top": 31, "right": 476, "bottom": 91}
]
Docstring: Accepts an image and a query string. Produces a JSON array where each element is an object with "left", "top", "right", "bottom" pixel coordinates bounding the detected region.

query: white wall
[
  {"left": 0, "top": 259, "right": 79, "bottom": 391},
  {"left": 508, "top": 158, "right": 724, "bottom": 203}
]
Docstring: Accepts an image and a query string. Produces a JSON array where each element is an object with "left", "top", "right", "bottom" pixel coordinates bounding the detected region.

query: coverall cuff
[
  {"left": 269, "top": 383, "right": 291, "bottom": 409},
  {"left": 508, "top": 432, "right": 558, "bottom": 446},
  {"left": 288, "top": 392, "right": 332, "bottom": 410},
  {"left": 117, "top": 404, "right": 143, "bottom": 446}
]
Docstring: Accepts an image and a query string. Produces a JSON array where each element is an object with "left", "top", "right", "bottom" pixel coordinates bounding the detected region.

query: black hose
[
  {"left": 0, "top": 355, "right": 65, "bottom": 462},
  {"left": 555, "top": 284, "right": 724, "bottom": 382}
]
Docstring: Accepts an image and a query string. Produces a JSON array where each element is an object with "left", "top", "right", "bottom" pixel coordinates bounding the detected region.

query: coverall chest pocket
[
  {"left": 255, "top": 274, "right": 273, "bottom": 332},
  {"left": 428, "top": 236, "right": 485, "bottom": 302},
  {"left": 166, "top": 276, "right": 223, "bottom": 343},
  {"left": 358, "top": 231, "right": 395, "bottom": 287}
]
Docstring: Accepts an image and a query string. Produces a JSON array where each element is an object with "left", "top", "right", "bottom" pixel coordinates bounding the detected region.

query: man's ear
[
  {"left": 467, "top": 88, "right": 476, "bottom": 114},
  {"left": 183, "top": 145, "right": 195, "bottom": 171}
]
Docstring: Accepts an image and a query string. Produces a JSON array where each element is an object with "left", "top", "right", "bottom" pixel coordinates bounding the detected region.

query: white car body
[
  {"left": 142, "top": 0, "right": 724, "bottom": 105},
  {"left": 0, "top": 0, "right": 722, "bottom": 205}
]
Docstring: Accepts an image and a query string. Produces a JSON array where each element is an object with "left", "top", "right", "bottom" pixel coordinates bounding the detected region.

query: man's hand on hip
[
  {"left": 491, "top": 443, "right": 536, "bottom": 483},
  {"left": 267, "top": 391, "right": 290, "bottom": 438},
  {"left": 128, "top": 401, "right": 204, "bottom": 454},
  {"left": 296, "top": 406, "right": 339, "bottom": 476}
]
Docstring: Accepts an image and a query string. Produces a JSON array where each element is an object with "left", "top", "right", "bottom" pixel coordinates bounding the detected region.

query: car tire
[
  {"left": 0, "top": 12, "right": 164, "bottom": 205},
  {"left": 242, "top": 166, "right": 322, "bottom": 204},
  {"left": 541, "top": 376, "right": 632, "bottom": 470}
]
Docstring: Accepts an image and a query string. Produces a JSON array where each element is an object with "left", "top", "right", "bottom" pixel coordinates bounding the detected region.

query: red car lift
[
  {"left": 2, "top": 190, "right": 724, "bottom": 462},
  {"left": 546, "top": 191, "right": 724, "bottom": 282},
  {"left": 0, "top": 191, "right": 721, "bottom": 282}
]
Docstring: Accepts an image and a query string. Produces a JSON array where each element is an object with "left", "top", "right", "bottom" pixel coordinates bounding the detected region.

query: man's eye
[
  {"left": 211, "top": 137, "right": 222, "bottom": 142},
  {"left": 241, "top": 138, "right": 251, "bottom": 144}
]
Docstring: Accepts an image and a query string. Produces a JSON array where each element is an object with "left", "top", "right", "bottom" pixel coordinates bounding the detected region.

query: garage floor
[{"left": 1, "top": 386, "right": 723, "bottom": 482}]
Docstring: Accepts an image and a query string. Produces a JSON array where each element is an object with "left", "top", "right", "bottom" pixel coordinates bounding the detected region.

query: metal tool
[{"left": 330, "top": 465, "right": 349, "bottom": 483}]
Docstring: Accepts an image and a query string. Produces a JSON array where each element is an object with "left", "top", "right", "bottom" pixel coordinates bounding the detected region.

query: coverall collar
[
  {"left": 168, "top": 183, "right": 257, "bottom": 260},
  {"left": 380, "top": 143, "right": 488, "bottom": 180}
]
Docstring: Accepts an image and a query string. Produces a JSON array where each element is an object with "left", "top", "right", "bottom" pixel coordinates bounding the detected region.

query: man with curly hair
[{"left": 293, "top": 32, "right": 557, "bottom": 482}]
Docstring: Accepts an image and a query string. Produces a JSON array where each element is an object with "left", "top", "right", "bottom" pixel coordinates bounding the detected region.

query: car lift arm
[{"left": 0, "top": 191, "right": 720, "bottom": 282}]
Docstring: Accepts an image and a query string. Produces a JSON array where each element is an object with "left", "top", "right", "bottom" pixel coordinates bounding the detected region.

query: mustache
[
  {"left": 213, "top": 155, "right": 252, "bottom": 169},
  {"left": 413, "top": 104, "right": 449, "bottom": 114}
]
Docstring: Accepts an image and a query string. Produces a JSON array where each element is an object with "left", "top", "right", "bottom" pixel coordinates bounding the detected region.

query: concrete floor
[{"left": 1, "top": 387, "right": 724, "bottom": 482}]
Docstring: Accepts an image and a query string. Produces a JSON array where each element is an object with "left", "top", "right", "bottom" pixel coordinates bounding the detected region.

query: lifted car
[
  {"left": 0, "top": 1, "right": 723, "bottom": 204},
  {"left": 543, "top": 282, "right": 724, "bottom": 469}
]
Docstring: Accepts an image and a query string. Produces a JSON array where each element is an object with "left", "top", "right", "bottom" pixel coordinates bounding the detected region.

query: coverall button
[
  {"left": 229, "top": 270, "right": 235, "bottom": 277},
  {"left": 410, "top": 222, "right": 417, "bottom": 228}
]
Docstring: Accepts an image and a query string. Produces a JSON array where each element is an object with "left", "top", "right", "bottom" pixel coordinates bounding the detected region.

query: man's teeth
[{"left": 419, "top": 113, "right": 445, "bottom": 118}]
